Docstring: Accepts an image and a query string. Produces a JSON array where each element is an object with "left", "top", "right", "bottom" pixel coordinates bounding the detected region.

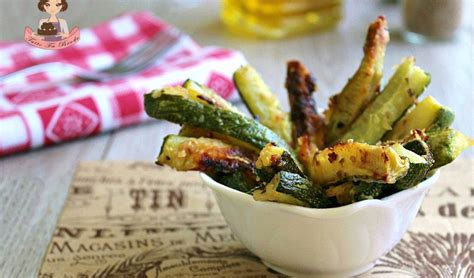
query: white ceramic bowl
[{"left": 201, "top": 171, "right": 439, "bottom": 277}]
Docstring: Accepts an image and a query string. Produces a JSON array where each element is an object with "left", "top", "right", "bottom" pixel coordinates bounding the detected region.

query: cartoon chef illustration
[{"left": 33, "top": 0, "right": 69, "bottom": 41}]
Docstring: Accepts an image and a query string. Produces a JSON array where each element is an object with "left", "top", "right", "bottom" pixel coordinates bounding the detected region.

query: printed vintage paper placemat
[{"left": 39, "top": 160, "right": 473, "bottom": 277}]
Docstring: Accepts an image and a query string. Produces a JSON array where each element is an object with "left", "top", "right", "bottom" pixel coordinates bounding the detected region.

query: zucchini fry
[
  {"left": 286, "top": 60, "right": 325, "bottom": 149},
  {"left": 325, "top": 138, "right": 433, "bottom": 205},
  {"left": 157, "top": 135, "right": 256, "bottom": 174},
  {"left": 308, "top": 141, "right": 409, "bottom": 186},
  {"left": 179, "top": 81, "right": 257, "bottom": 152},
  {"left": 326, "top": 16, "right": 389, "bottom": 143},
  {"left": 426, "top": 128, "right": 474, "bottom": 169},
  {"left": 157, "top": 135, "right": 258, "bottom": 192},
  {"left": 253, "top": 171, "right": 332, "bottom": 208},
  {"left": 340, "top": 57, "right": 431, "bottom": 144},
  {"left": 233, "top": 65, "right": 292, "bottom": 144},
  {"left": 384, "top": 96, "right": 455, "bottom": 140},
  {"left": 145, "top": 87, "right": 295, "bottom": 157}
]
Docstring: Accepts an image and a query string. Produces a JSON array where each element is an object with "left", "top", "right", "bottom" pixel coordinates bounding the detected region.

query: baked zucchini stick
[
  {"left": 157, "top": 135, "right": 256, "bottom": 174},
  {"left": 340, "top": 57, "right": 431, "bottom": 144},
  {"left": 286, "top": 60, "right": 325, "bottom": 149},
  {"left": 178, "top": 81, "right": 257, "bottom": 152},
  {"left": 326, "top": 137, "right": 433, "bottom": 205},
  {"left": 145, "top": 87, "right": 295, "bottom": 157},
  {"left": 326, "top": 16, "right": 389, "bottom": 144},
  {"left": 157, "top": 135, "right": 258, "bottom": 192},
  {"left": 309, "top": 141, "right": 410, "bottom": 186},
  {"left": 426, "top": 128, "right": 474, "bottom": 169},
  {"left": 233, "top": 65, "right": 292, "bottom": 144},
  {"left": 383, "top": 96, "right": 455, "bottom": 140}
]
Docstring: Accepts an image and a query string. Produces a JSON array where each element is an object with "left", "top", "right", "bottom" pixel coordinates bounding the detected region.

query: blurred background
[{"left": 0, "top": 0, "right": 472, "bottom": 156}]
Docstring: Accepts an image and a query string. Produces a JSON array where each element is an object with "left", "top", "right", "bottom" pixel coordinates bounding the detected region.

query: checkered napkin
[{"left": 0, "top": 12, "right": 246, "bottom": 156}]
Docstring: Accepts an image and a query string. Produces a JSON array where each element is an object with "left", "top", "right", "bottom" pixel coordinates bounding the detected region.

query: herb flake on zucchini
[{"left": 309, "top": 140, "right": 409, "bottom": 185}]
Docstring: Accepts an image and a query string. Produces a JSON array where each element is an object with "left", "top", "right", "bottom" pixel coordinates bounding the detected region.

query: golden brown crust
[
  {"left": 363, "top": 16, "right": 389, "bottom": 61},
  {"left": 157, "top": 136, "right": 257, "bottom": 175},
  {"left": 285, "top": 60, "right": 326, "bottom": 149},
  {"left": 325, "top": 16, "right": 389, "bottom": 145}
]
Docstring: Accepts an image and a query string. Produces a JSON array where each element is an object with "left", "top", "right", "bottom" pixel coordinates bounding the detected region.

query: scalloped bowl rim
[{"left": 200, "top": 170, "right": 439, "bottom": 219}]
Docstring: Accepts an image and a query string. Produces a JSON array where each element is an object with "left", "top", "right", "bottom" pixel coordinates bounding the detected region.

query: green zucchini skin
[
  {"left": 390, "top": 141, "right": 433, "bottom": 190},
  {"left": 255, "top": 171, "right": 333, "bottom": 208},
  {"left": 427, "top": 128, "right": 474, "bottom": 169},
  {"left": 144, "top": 92, "right": 295, "bottom": 157},
  {"left": 398, "top": 129, "right": 432, "bottom": 156},
  {"left": 351, "top": 182, "right": 383, "bottom": 202},
  {"left": 212, "top": 172, "right": 257, "bottom": 193},
  {"left": 428, "top": 107, "right": 455, "bottom": 131},
  {"left": 390, "top": 162, "right": 430, "bottom": 191},
  {"left": 339, "top": 57, "right": 431, "bottom": 144},
  {"left": 276, "top": 172, "right": 332, "bottom": 208},
  {"left": 255, "top": 143, "right": 304, "bottom": 183}
]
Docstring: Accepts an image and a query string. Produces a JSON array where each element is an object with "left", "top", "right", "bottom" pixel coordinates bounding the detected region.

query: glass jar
[
  {"left": 402, "top": 0, "right": 463, "bottom": 42},
  {"left": 220, "top": 0, "right": 343, "bottom": 39}
]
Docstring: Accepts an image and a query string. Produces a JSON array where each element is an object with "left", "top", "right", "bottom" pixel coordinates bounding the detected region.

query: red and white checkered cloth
[{"left": 0, "top": 11, "right": 246, "bottom": 156}]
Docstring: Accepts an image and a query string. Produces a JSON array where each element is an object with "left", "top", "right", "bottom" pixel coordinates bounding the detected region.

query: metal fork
[
  {"left": 0, "top": 28, "right": 181, "bottom": 84},
  {"left": 79, "top": 28, "right": 181, "bottom": 81}
]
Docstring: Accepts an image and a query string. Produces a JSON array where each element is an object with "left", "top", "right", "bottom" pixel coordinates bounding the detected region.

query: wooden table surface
[{"left": 1, "top": 1, "right": 472, "bottom": 276}]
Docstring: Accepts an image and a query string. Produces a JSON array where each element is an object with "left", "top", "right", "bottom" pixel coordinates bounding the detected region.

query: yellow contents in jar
[{"left": 220, "top": 0, "right": 343, "bottom": 39}]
